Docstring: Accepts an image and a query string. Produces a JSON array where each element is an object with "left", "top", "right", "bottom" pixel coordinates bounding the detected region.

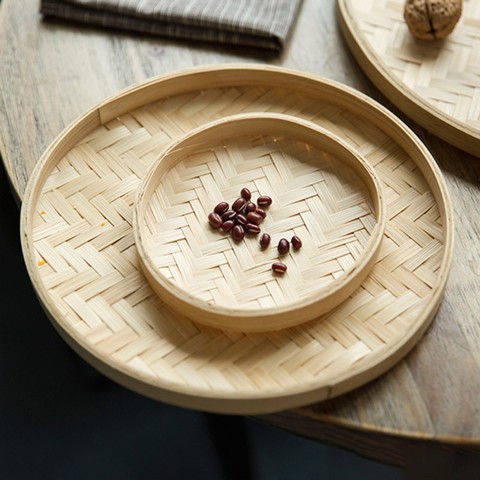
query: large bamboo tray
[
  {"left": 337, "top": 0, "right": 480, "bottom": 156},
  {"left": 21, "top": 65, "right": 453, "bottom": 414},
  {"left": 134, "top": 113, "right": 387, "bottom": 333}
]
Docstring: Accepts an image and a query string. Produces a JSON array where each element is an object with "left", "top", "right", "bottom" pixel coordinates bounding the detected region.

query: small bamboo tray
[
  {"left": 134, "top": 113, "right": 387, "bottom": 332},
  {"left": 337, "top": 0, "right": 480, "bottom": 156},
  {"left": 20, "top": 65, "right": 454, "bottom": 414}
]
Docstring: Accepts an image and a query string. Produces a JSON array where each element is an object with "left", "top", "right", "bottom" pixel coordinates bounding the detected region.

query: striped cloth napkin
[{"left": 40, "top": 0, "right": 303, "bottom": 50}]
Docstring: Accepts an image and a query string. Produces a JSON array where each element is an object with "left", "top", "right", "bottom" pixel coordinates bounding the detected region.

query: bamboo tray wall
[
  {"left": 134, "top": 113, "right": 387, "bottom": 332},
  {"left": 337, "top": 0, "right": 480, "bottom": 156},
  {"left": 21, "top": 65, "right": 454, "bottom": 414}
]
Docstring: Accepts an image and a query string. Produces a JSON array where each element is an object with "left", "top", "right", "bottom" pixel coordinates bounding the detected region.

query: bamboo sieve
[
  {"left": 337, "top": 0, "right": 480, "bottom": 156},
  {"left": 20, "top": 65, "right": 453, "bottom": 413},
  {"left": 133, "top": 113, "right": 387, "bottom": 332}
]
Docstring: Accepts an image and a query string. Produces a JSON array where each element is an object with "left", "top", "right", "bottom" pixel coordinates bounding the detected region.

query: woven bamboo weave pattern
[
  {"left": 28, "top": 81, "right": 447, "bottom": 408},
  {"left": 144, "top": 133, "right": 375, "bottom": 310},
  {"left": 349, "top": 0, "right": 480, "bottom": 129}
]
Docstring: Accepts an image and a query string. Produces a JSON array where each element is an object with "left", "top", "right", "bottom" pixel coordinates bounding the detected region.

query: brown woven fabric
[{"left": 40, "top": 0, "right": 302, "bottom": 50}]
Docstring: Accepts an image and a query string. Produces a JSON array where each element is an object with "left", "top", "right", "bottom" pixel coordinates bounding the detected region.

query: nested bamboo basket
[
  {"left": 20, "top": 65, "right": 454, "bottom": 414},
  {"left": 134, "top": 113, "right": 387, "bottom": 332}
]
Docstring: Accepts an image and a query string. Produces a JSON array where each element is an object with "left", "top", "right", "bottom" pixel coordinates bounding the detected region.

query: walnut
[{"left": 404, "top": 0, "right": 462, "bottom": 40}]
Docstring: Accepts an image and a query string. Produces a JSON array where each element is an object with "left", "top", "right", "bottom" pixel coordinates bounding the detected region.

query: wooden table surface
[{"left": 2, "top": 0, "right": 480, "bottom": 472}]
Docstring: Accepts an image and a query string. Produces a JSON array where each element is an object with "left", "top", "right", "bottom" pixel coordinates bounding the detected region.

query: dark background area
[{"left": 0, "top": 159, "right": 403, "bottom": 479}]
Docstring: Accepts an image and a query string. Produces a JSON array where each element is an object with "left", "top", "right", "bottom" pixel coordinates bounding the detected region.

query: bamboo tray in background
[
  {"left": 337, "top": 0, "right": 480, "bottom": 156},
  {"left": 20, "top": 65, "right": 453, "bottom": 414},
  {"left": 134, "top": 113, "right": 387, "bottom": 333}
]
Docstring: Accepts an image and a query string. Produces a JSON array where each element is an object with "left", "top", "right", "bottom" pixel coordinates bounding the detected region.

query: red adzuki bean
[
  {"left": 291, "top": 235, "right": 302, "bottom": 250},
  {"left": 235, "top": 213, "right": 248, "bottom": 225},
  {"left": 257, "top": 196, "right": 272, "bottom": 207},
  {"left": 213, "top": 201, "right": 229, "bottom": 215},
  {"left": 221, "top": 220, "right": 234, "bottom": 232},
  {"left": 255, "top": 208, "right": 266, "bottom": 219},
  {"left": 245, "top": 223, "right": 261, "bottom": 234},
  {"left": 246, "top": 211, "right": 263, "bottom": 225},
  {"left": 240, "top": 187, "right": 252, "bottom": 201},
  {"left": 232, "top": 197, "right": 246, "bottom": 212},
  {"left": 272, "top": 262, "right": 287, "bottom": 274},
  {"left": 277, "top": 238, "right": 290, "bottom": 255},
  {"left": 245, "top": 202, "right": 257, "bottom": 213},
  {"left": 221, "top": 209, "right": 236, "bottom": 221},
  {"left": 232, "top": 225, "right": 245, "bottom": 241},
  {"left": 259, "top": 233, "right": 271, "bottom": 248},
  {"left": 208, "top": 212, "right": 223, "bottom": 229}
]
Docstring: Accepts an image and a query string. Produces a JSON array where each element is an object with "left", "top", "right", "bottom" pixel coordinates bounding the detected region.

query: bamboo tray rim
[
  {"left": 133, "top": 112, "right": 387, "bottom": 332},
  {"left": 19, "top": 64, "right": 454, "bottom": 414},
  {"left": 336, "top": 0, "right": 480, "bottom": 155}
]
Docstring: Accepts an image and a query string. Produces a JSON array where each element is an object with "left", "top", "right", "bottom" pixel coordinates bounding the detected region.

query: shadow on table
[{"left": 0, "top": 160, "right": 403, "bottom": 479}]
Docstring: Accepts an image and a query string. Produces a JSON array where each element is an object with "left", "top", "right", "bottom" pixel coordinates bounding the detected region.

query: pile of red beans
[{"left": 207, "top": 188, "right": 302, "bottom": 274}]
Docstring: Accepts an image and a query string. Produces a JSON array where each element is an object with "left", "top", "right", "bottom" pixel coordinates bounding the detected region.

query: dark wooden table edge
[{"left": 258, "top": 409, "right": 480, "bottom": 468}]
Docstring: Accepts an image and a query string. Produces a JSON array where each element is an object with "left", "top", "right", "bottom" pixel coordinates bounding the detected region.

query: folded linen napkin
[{"left": 40, "top": 0, "right": 303, "bottom": 50}]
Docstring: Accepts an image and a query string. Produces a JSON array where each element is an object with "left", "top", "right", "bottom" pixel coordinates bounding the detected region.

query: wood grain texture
[{"left": 1, "top": 0, "right": 480, "bottom": 465}]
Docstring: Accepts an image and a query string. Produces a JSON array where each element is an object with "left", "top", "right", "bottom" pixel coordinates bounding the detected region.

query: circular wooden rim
[
  {"left": 133, "top": 113, "right": 387, "bottom": 332},
  {"left": 336, "top": 0, "right": 480, "bottom": 156},
  {"left": 20, "top": 64, "right": 454, "bottom": 414}
]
